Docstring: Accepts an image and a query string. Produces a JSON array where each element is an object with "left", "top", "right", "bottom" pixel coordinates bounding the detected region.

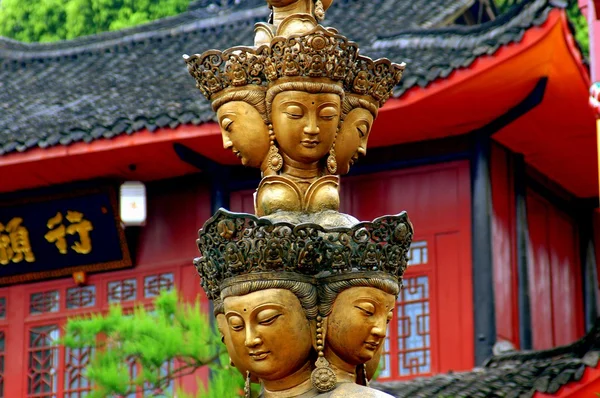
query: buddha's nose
[{"left": 304, "top": 115, "right": 320, "bottom": 136}]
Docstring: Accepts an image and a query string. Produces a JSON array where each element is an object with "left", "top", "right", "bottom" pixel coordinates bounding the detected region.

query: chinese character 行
[
  {"left": 45, "top": 211, "right": 93, "bottom": 254},
  {"left": 0, "top": 217, "right": 35, "bottom": 265}
]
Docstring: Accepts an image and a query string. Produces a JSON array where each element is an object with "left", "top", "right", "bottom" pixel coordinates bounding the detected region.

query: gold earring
[
  {"left": 326, "top": 128, "right": 338, "bottom": 174},
  {"left": 315, "top": 0, "right": 325, "bottom": 21},
  {"left": 244, "top": 370, "right": 252, "bottom": 398},
  {"left": 311, "top": 315, "right": 336, "bottom": 392},
  {"left": 268, "top": 124, "right": 283, "bottom": 172}
]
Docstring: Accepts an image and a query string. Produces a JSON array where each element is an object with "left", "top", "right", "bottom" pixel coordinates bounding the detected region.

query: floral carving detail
[{"left": 194, "top": 209, "right": 413, "bottom": 301}]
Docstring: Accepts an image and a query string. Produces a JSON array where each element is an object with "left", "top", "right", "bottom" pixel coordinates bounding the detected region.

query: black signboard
[{"left": 0, "top": 188, "right": 131, "bottom": 284}]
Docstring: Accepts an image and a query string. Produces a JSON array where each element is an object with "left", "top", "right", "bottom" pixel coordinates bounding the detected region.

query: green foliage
[
  {"left": 61, "top": 289, "right": 244, "bottom": 397},
  {"left": 566, "top": 1, "right": 590, "bottom": 57},
  {"left": 494, "top": 0, "right": 589, "bottom": 57},
  {"left": 0, "top": 0, "right": 191, "bottom": 42}
]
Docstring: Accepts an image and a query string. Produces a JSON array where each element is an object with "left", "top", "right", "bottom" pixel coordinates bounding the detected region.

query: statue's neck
[
  {"left": 272, "top": 1, "right": 313, "bottom": 26},
  {"left": 323, "top": 347, "right": 357, "bottom": 383},
  {"left": 261, "top": 362, "right": 313, "bottom": 397},
  {"left": 282, "top": 154, "right": 320, "bottom": 180}
]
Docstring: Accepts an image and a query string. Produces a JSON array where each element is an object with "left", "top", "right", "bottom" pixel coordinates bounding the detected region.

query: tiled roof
[
  {"left": 374, "top": 319, "right": 600, "bottom": 398},
  {"left": 0, "top": 0, "right": 555, "bottom": 156}
]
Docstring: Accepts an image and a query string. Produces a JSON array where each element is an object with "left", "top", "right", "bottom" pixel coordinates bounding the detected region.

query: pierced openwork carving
[{"left": 195, "top": 209, "right": 412, "bottom": 301}]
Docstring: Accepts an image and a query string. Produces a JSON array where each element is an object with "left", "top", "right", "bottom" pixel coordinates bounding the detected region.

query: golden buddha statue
[
  {"left": 186, "top": 5, "right": 411, "bottom": 396},
  {"left": 194, "top": 210, "right": 412, "bottom": 397}
]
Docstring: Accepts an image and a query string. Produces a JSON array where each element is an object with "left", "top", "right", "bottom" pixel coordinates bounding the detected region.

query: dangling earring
[
  {"left": 326, "top": 128, "right": 338, "bottom": 174},
  {"left": 244, "top": 370, "right": 252, "bottom": 398},
  {"left": 311, "top": 315, "right": 336, "bottom": 392},
  {"left": 314, "top": 0, "right": 325, "bottom": 21},
  {"left": 362, "top": 364, "right": 370, "bottom": 387},
  {"left": 268, "top": 124, "right": 283, "bottom": 172}
]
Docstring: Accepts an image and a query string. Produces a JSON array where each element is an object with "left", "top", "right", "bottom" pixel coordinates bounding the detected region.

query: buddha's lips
[
  {"left": 249, "top": 351, "right": 270, "bottom": 360},
  {"left": 301, "top": 139, "right": 319, "bottom": 148},
  {"left": 364, "top": 341, "right": 380, "bottom": 350}
]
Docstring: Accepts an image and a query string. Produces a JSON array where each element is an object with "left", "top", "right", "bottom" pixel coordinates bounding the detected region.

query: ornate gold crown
[
  {"left": 184, "top": 25, "right": 405, "bottom": 106},
  {"left": 194, "top": 209, "right": 413, "bottom": 301},
  {"left": 346, "top": 56, "right": 406, "bottom": 107},
  {"left": 184, "top": 47, "right": 267, "bottom": 101},
  {"left": 262, "top": 26, "right": 359, "bottom": 84}
]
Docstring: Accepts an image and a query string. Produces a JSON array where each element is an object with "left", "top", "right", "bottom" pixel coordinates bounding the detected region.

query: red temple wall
[
  {"left": 490, "top": 144, "right": 520, "bottom": 347},
  {"left": 526, "top": 192, "right": 584, "bottom": 349}
]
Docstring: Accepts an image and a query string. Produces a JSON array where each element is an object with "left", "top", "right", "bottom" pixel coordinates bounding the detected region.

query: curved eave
[
  {"left": 1, "top": 8, "right": 595, "bottom": 198},
  {"left": 371, "top": 9, "right": 595, "bottom": 197},
  {"left": 534, "top": 363, "right": 600, "bottom": 397}
]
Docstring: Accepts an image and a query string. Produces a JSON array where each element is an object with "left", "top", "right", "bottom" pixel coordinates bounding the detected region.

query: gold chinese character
[
  {"left": 45, "top": 211, "right": 93, "bottom": 255},
  {"left": 65, "top": 211, "right": 93, "bottom": 254},
  {"left": 0, "top": 217, "right": 35, "bottom": 265},
  {"left": 45, "top": 212, "right": 67, "bottom": 254}
]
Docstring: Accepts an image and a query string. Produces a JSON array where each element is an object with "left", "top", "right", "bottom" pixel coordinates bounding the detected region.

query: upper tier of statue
[
  {"left": 184, "top": 1, "right": 410, "bottom": 397},
  {"left": 184, "top": 21, "right": 404, "bottom": 218}
]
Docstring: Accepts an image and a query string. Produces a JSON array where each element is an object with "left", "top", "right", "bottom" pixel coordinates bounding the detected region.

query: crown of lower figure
[
  {"left": 194, "top": 209, "right": 413, "bottom": 301},
  {"left": 183, "top": 47, "right": 267, "bottom": 101}
]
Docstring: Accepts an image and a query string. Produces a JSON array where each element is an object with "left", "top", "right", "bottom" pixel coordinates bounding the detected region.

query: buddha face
[
  {"left": 217, "top": 101, "right": 270, "bottom": 168},
  {"left": 336, "top": 106, "right": 374, "bottom": 174},
  {"left": 271, "top": 91, "right": 340, "bottom": 164},
  {"left": 223, "top": 288, "right": 313, "bottom": 381},
  {"left": 325, "top": 286, "right": 395, "bottom": 366}
]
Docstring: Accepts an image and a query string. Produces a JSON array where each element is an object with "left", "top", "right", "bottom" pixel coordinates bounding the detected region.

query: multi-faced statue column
[{"left": 185, "top": 5, "right": 410, "bottom": 397}]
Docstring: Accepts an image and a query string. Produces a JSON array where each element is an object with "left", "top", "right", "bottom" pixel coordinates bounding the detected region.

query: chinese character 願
[{"left": 0, "top": 217, "right": 35, "bottom": 265}]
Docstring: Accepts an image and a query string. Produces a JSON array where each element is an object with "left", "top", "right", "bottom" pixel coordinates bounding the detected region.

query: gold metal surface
[
  {"left": 223, "top": 288, "right": 314, "bottom": 395},
  {"left": 186, "top": 2, "right": 408, "bottom": 395}
]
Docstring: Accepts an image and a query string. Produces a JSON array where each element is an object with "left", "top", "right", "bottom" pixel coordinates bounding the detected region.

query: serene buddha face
[
  {"left": 271, "top": 91, "right": 340, "bottom": 164},
  {"left": 336, "top": 106, "right": 374, "bottom": 174},
  {"left": 217, "top": 101, "right": 270, "bottom": 168},
  {"left": 223, "top": 288, "right": 313, "bottom": 381},
  {"left": 325, "top": 286, "right": 395, "bottom": 366}
]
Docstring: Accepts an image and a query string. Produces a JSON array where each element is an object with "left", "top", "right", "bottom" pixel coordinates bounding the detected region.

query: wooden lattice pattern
[
  {"left": 66, "top": 286, "right": 96, "bottom": 310},
  {"left": 64, "top": 347, "right": 92, "bottom": 397},
  {"left": 27, "top": 325, "right": 59, "bottom": 397},
  {"left": 30, "top": 291, "right": 59, "bottom": 315},
  {"left": 107, "top": 279, "right": 137, "bottom": 303},
  {"left": 143, "top": 273, "right": 174, "bottom": 298}
]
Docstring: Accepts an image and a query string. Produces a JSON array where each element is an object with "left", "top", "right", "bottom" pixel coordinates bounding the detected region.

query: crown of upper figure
[
  {"left": 346, "top": 56, "right": 406, "bottom": 107},
  {"left": 194, "top": 209, "right": 414, "bottom": 301},
  {"left": 262, "top": 25, "right": 359, "bottom": 84},
  {"left": 184, "top": 47, "right": 267, "bottom": 101},
  {"left": 184, "top": 25, "right": 405, "bottom": 107}
]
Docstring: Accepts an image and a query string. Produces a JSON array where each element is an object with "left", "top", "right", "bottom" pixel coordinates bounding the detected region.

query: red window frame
[
  {"left": 377, "top": 236, "right": 438, "bottom": 381},
  {"left": 0, "top": 263, "right": 198, "bottom": 398}
]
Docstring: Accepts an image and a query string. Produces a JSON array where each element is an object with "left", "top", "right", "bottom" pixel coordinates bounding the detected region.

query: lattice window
[
  {"left": 107, "top": 279, "right": 137, "bottom": 303},
  {"left": 0, "top": 330, "right": 4, "bottom": 398},
  {"left": 143, "top": 273, "right": 174, "bottom": 298},
  {"left": 66, "top": 286, "right": 96, "bottom": 310},
  {"left": 408, "top": 241, "right": 428, "bottom": 266},
  {"left": 30, "top": 291, "right": 60, "bottom": 315},
  {"left": 0, "top": 298, "right": 5, "bottom": 319},
  {"left": 397, "top": 275, "right": 431, "bottom": 376},
  {"left": 64, "top": 347, "right": 92, "bottom": 397},
  {"left": 28, "top": 325, "right": 59, "bottom": 398}
]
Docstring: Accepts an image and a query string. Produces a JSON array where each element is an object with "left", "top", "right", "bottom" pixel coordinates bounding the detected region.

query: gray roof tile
[
  {"left": 374, "top": 318, "right": 600, "bottom": 397},
  {"left": 0, "top": 0, "right": 556, "bottom": 156}
]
